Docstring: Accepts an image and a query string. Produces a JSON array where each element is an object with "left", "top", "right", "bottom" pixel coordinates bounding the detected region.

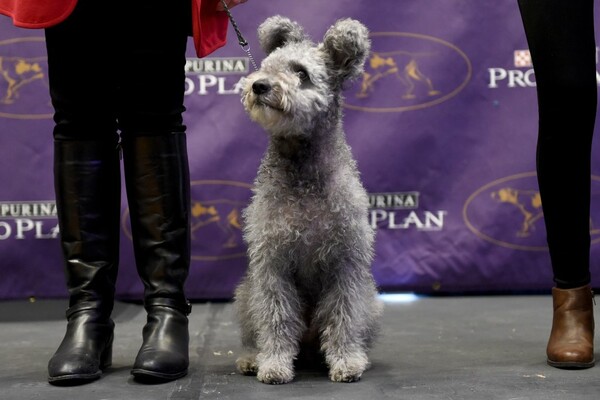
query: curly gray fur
[{"left": 235, "top": 15, "right": 382, "bottom": 385}]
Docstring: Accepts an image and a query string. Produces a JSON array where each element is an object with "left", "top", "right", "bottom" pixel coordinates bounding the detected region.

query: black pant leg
[
  {"left": 44, "top": 0, "right": 120, "bottom": 142},
  {"left": 517, "top": 0, "right": 597, "bottom": 287}
]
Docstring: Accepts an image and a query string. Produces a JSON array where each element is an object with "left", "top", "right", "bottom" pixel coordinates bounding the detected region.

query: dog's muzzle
[{"left": 249, "top": 79, "right": 285, "bottom": 112}]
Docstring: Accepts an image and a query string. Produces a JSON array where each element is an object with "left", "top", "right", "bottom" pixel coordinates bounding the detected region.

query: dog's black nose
[{"left": 252, "top": 79, "right": 271, "bottom": 95}]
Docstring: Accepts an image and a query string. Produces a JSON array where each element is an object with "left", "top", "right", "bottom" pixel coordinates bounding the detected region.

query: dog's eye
[
  {"left": 291, "top": 64, "right": 310, "bottom": 82},
  {"left": 296, "top": 69, "right": 309, "bottom": 81}
]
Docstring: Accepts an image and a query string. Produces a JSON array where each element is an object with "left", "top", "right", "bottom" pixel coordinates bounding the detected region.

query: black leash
[{"left": 219, "top": 0, "right": 259, "bottom": 71}]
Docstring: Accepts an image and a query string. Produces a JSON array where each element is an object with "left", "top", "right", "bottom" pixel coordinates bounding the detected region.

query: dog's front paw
[
  {"left": 257, "top": 359, "right": 294, "bottom": 384},
  {"left": 329, "top": 366, "right": 363, "bottom": 383},
  {"left": 257, "top": 368, "right": 294, "bottom": 385},
  {"left": 236, "top": 354, "right": 258, "bottom": 376},
  {"left": 328, "top": 354, "right": 369, "bottom": 383}
]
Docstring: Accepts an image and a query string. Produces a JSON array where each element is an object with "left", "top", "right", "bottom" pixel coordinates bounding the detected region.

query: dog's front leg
[
  {"left": 315, "top": 268, "right": 376, "bottom": 383},
  {"left": 250, "top": 269, "right": 305, "bottom": 384}
]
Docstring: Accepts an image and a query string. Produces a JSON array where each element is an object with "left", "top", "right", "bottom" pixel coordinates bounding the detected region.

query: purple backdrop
[{"left": 2, "top": 1, "right": 600, "bottom": 300}]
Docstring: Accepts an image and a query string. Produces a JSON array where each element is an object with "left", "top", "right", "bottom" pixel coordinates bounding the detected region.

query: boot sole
[
  {"left": 131, "top": 368, "right": 188, "bottom": 383},
  {"left": 48, "top": 370, "right": 103, "bottom": 385},
  {"left": 547, "top": 358, "right": 595, "bottom": 369}
]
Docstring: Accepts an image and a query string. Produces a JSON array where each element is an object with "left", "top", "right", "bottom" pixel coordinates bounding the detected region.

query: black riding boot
[
  {"left": 122, "top": 133, "right": 192, "bottom": 382},
  {"left": 48, "top": 140, "right": 121, "bottom": 385}
]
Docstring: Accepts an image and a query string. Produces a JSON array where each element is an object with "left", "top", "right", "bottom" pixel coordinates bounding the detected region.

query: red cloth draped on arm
[
  {"left": 192, "top": 0, "right": 229, "bottom": 57},
  {"left": 0, "top": 0, "right": 77, "bottom": 28}
]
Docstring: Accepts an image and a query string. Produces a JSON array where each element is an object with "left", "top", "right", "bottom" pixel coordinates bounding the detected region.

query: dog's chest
[
  {"left": 276, "top": 189, "right": 340, "bottom": 239},
  {"left": 256, "top": 181, "right": 346, "bottom": 248}
]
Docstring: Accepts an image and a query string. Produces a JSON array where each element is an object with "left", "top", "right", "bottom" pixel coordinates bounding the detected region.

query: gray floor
[{"left": 1, "top": 295, "right": 599, "bottom": 400}]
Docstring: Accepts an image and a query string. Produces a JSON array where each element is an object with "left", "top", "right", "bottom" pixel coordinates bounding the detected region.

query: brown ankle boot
[{"left": 546, "top": 285, "right": 595, "bottom": 369}]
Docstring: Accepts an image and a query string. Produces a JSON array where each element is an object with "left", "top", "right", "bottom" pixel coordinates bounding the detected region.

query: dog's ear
[
  {"left": 322, "top": 18, "right": 371, "bottom": 83},
  {"left": 258, "top": 16, "right": 308, "bottom": 55}
]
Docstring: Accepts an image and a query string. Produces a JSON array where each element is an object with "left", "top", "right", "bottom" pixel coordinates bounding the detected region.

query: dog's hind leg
[
  {"left": 236, "top": 351, "right": 259, "bottom": 376},
  {"left": 233, "top": 278, "right": 259, "bottom": 375},
  {"left": 315, "top": 265, "right": 381, "bottom": 383}
]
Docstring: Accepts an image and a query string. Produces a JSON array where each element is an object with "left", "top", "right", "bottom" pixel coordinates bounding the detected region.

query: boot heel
[{"left": 100, "top": 334, "right": 114, "bottom": 369}]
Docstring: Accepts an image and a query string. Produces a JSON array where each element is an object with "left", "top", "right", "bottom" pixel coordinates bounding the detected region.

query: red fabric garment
[
  {"left": 0, "top": 0, "right": 228, "bottom": 57},
  {"left": 0, "top": 0, "right": 77, "bottom": 28},
  {"left": 192, "top": 0, "right": 229, "bottom": 57}
]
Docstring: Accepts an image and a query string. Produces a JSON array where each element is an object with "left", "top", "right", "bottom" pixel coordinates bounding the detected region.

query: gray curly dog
[{"left": 234, "top": 15, "right": 383, "bottom": 385}]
